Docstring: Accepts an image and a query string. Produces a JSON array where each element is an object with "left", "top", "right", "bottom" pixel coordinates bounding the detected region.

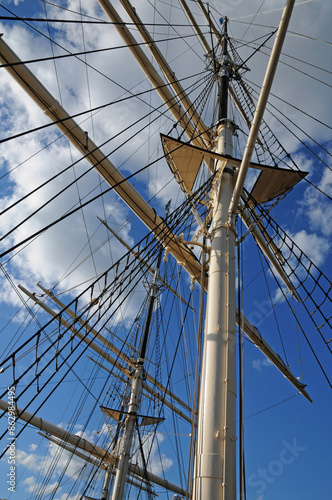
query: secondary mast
[{"left": 110, "top": 206, "right": 167, "bottom": 500}]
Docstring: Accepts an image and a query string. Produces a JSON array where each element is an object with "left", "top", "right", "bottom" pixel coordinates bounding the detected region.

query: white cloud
[
  {"left": 268, "top": 227, "right": 330, "bottom": 299},
  {"left": 23, "top": 475, "right": 61, "bottom": 495},
  {"left": 271, "top": 285, "right": 288, "bottom": 307},
  {"left": 252, "top": 358, "right": 273, "bottom": 371},
  {"left": 16, "top": 442, "right": 90, "bottom": 481},
  {"left": 298, "top": 168, "right": 332, "bottom": 237},
  {"left": 291, "top": 153, "right": 315, "bottom": 176},
  {"left": 131, "top": 432, "right": 173, "bottom": 476},
  {"left": 288, "top": 229, "right": 330, "bottom": 268},
  {"left": 73, "top": 425, "right": 100, "bottom": 444}
]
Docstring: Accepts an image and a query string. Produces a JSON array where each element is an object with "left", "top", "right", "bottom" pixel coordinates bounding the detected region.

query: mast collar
[{"left": 216, "top": 118, "right": 237, "bottom": 133}]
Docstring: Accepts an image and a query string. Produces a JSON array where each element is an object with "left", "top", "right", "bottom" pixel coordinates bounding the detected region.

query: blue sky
[{"left": 0, "top": 1, "right": 331, "bottom": 499}]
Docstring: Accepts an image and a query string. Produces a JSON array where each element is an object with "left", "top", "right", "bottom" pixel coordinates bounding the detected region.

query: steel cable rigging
[
  {"left": 0, "top": 73, "right": 213, "bottom": 260},
  {"left": 231, "top": 18, "right": 332, "bottom": 47},
  {"left": 0, "top": 185, "right": 205, "bottom": 496},
  {"left": 0, "top": 176, "right": 213, "bottom": 427},
  {"left": 0, "top": 71, "right": 208, "bottom": 147},
  {"left": 243, "top": 191, "right": 332, "bottom": 362},
  {"left": 227, "top": 76, "right": 332, "bottom": 203},
  {"left": 0, "top": 15, "right": 211, "bottom": 28}
]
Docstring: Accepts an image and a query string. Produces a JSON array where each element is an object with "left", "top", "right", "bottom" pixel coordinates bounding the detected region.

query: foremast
[{"left": 110, "top": 221, "right": 167, "bottom": 499}]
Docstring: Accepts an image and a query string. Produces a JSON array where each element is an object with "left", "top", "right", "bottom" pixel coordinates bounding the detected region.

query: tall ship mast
[{"left": 0, "top": 1, "right": 331, "bottom": 499}]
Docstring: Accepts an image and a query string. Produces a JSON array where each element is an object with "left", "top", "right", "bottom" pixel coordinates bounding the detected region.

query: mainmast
[
  {"left": 193, "top": 17, "right": 237, "bottom": 500},
  {"left": 218, "top": 17, "right": 230, "bottom": 121},
  {"left": 194, "top": 1, "right": 296, "bottom": 497}
]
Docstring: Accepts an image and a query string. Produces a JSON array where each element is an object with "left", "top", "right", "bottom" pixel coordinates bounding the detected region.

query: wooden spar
[
  {"left": 239, "top": 314, "right": 312, "bottom": 402},
  {"left": 239, "top": 204, "right": 300, "bottom": 301},
  {"left": 0, "top": 37, "right": 202, "bottom": 284},
  {"left": 0, "top": 400, "right": 187, "bottom": 497},
  {"left": 0, "top": 400, "right": 117, "bottom": 464},
  {"left": 96, "top": 0, "right": 209, "bottom": 150},
  {"left": 228, "top": 0, "right": 296, "bottom": 220},
  {"left": 19, "top": 284, "right": 193, "bottom": 416},
  {"left": 35, "top": 283, "right": 192, "bottom": 414},
  {"left": 37, "top": 431, "right": 108, "bottom": 470},
  {"left": 178, "top": 0, "right": 211, "bottom": 54},
  {"left": 195, "top": 0, "right": 222, "bottom": 43},
  {"left": 239, "top": 193, "right": 284, "bottom": 264},
  {"left": 116, "top": 0, "right": 211, "bottom": 144}
]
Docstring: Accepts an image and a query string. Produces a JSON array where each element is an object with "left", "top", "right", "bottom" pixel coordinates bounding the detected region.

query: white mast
[
  {"left": 193, "top": 124, "right": 237, "bottom": 499},
  {"left": 194, "top": 1, "right": 296, "bottom": 497},
  {"left": 193, "top": 17, "right": 237, "bottom": 499}
]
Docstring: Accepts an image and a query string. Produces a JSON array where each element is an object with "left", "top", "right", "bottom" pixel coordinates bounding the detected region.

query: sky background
[{"left": 0, "top": 0, "right": 331, "bottom": 499}]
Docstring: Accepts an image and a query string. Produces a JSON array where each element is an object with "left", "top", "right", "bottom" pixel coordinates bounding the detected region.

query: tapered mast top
[{"left": 218, "top": 16, "right": 230, "bottom": 121}]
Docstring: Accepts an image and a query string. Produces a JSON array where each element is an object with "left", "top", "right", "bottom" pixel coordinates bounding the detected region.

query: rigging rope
[
  {"left": 0, "top": 176, "right": 213, "bottom": 432},
  {"left": 0, "top": 74, "right": 213, "bottom": 260},
  {"left": 243, "top": 192, "right": 332, "bottom": 361}
]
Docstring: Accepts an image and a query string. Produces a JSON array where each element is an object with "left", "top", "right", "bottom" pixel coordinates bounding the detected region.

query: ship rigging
[{"left": 0, "top": 1, "right": 331, "bottom": 499}]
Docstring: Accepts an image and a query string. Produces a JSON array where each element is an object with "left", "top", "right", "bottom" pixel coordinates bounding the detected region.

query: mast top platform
[{"left": 161, "top": 134, "right": 308, "bottom": 205}]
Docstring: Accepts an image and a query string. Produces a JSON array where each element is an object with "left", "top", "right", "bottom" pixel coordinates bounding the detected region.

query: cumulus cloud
[
  {"left": 298, "top": 168, "right": 332, "bottom": 237},
  {"left": 287, "top": 229, "right": 330, "bottom": 268},
  {"left": 23, "top": 475, "right": 61, "bottom": 495},
  {"left": 131, "top": 432, "right": 173, "bottom": 476},
  {"left": 252, "top": 358, "right": 273, "bottom": 371},
  {"left": 16, "top": 444, "right": 86, "bottom": 480}
]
